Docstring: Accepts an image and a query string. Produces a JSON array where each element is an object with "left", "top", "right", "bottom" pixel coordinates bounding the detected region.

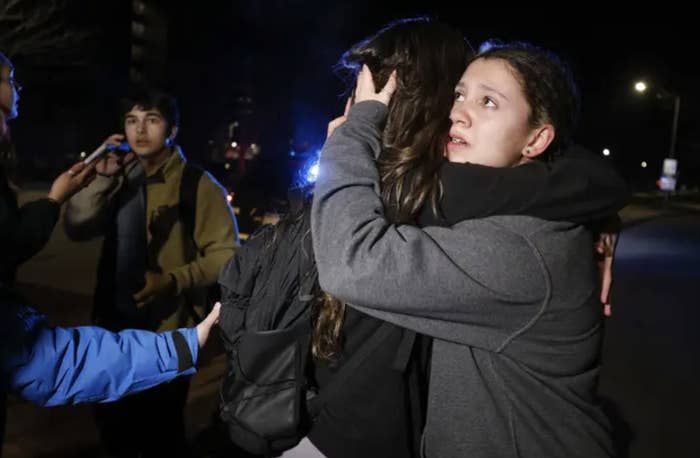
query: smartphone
[{"left": 83, "top": 140, "right": 130, "bottom": 165}]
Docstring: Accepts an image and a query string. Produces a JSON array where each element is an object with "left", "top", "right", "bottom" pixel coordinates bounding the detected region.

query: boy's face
[
  {"left": 124, "top": 105, "right": 172, "bottom": 158},
  {"left": 0, "top": 64, "right": 19, "bottom": 120}
]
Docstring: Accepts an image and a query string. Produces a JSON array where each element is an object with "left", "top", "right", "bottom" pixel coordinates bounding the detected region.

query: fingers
[
  {"left": 135, "top": 296, "right": 154, "bottom": 309},
  {"left": 66, "top": 161, "right": 87, "bottom": 176},
  {"left": 597, "top": 233, "right": 617, "bottom": 316},
  {"left": 205, "top": 302, "right": 221, "bottom": 325},
  {"left": 354, "top": 65, "right": 397, "bottom": 106},
  {"left": 354, "top": 65, "right": 376, "bottom": 103},
  {"left": 123, "top": 152, "right": 136, "bottom": 164},
  {"left": 196, "top": 302, "right": 222, "bottom": 348},
  {"left": 380, "top": 70, "right": 398, "bottom": 99},
  {"left": 327, "top": 116, "right": 347, "bottom": 139},
  {"left": 600, "top": 256, "right": 613, "bottom": 306},
  {"left": 74, "top": 162, "right": 96, "bottom": 188},
  {"left": 343, "top": 96, "right": 352, "bottom": 116},
  {"left": 105, "top": 133, "right": 125, "bottom": 146},
  {"left": 133, "top": 287, "right": 149, "bottom": 304},
  {"left": 327, "top": 97, "right": 355, "bottom": 139}
]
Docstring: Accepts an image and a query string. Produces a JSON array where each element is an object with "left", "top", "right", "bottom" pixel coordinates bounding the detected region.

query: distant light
[
  {"left": 80, "top": 151, "right": 86, "bottom": 158},
  {"left": 226, "top": 193, "right": 233, "bottom": 203},
  {"left": 634, "top": 81, "right": 647, "bottom": 93},
  {"left": 289, "top": 149, "right": 296, "bottom": 157},
  {"left": 641, "top": 161, "right": 648, "bottom": 168},
  {"left": 230, "top": 141, "right": 238, "bottom": 148},
  {"left": 131, "top": 21, "right": 145, "bottom": 37},
  {"left": 306, "top": 162, "right": 320, "bottom": 183},
  {"left": 224, "top": 163, "right": 231, "bottom": 170},
  {"left": 602, "top": 148, "right": 610, "bottom": 157},
  {"left": 132, "top": 1, "right": 146, "bottom": 14}
]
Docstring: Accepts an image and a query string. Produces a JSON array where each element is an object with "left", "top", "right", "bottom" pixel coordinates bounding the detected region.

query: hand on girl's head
[{"left": 354, "top": 64, "right": 397, "bottom": 106}]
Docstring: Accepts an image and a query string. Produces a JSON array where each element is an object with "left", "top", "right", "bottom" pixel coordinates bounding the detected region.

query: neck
[{"left": 139, "top": 146, "right": 173, "bottom": 175}]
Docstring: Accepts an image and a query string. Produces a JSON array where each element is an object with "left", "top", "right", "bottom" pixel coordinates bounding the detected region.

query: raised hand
[{"left": 354, "top": 64, "right": 397, "bottom": 106}]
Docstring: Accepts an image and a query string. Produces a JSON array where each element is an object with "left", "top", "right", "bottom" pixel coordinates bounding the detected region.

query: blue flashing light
[{"left": 306, "top": 162, "right": 319, "bottom": 183}]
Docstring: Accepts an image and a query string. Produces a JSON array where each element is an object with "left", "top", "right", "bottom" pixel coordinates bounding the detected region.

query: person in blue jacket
[
  {"left": 1, "top": 49, "right": 220, "bottom": 454},
  {"left": 1, "top": 292, "right": 220, "bottom": 407}
]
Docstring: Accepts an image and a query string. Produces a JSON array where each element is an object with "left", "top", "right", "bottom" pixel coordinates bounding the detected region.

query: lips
[{"left": 447, "top": 129, "right": 468, "bottom": 147}]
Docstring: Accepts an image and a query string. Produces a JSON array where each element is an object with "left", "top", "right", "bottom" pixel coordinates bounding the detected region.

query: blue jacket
[{"left": 1, "top": 297, "right": 198, "bottom": 406}]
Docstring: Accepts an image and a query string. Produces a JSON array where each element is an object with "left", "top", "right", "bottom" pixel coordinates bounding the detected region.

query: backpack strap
[
  {"left": 178, "top": 163, "right": 206, "bottom": 323},
  {"left": 179, "top": 163, "right": 204, "bottom": 257},
  {"left": 307, "top": 320, "right": 396, "bottom": 418}
]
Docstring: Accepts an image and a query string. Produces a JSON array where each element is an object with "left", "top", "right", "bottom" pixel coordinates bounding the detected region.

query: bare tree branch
[{"left": 0, "top": 0, "right": 89, "bottom": 62}]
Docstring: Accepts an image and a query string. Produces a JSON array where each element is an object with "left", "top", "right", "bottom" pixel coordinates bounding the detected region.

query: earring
[{"left": 165, "top": 137, "right": 173, "bottom": 147}]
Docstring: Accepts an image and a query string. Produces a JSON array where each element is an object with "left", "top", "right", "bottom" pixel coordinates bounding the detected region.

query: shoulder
[{"left": 196, "top": 169, "right": 227, "bottom": 195}]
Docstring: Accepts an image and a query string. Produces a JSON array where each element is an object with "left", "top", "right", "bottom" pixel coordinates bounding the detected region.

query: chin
[{"left": 133, "top": 146, "right": 163, "bottom": 157}]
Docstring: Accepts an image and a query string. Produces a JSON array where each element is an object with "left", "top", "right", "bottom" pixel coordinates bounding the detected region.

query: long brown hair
[{"left": 312, "top": 18, "right": 473, "bottom": 362}]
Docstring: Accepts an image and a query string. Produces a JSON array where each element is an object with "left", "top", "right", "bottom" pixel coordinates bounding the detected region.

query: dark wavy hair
[
  {"left": 339, "top": 17, "right": 472, "bottom": 223},
  {"left": 313, "top": 18, "right": 472, "bottom": 362},
  {"left": 475, "top": 41, "right": 580, "bottom": 158}
]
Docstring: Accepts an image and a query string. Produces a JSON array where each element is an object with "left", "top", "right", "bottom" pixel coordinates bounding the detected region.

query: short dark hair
[
  {"left": 120, "top": 89, "right": 180, "bottom": 131},
  {"left": 476, "top": 41, "right": 580, "bottom": 155}
]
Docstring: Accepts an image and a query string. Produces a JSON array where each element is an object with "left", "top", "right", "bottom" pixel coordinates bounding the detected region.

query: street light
[{"left": 633, "top": 79, "right": 681, "bottom": 159}]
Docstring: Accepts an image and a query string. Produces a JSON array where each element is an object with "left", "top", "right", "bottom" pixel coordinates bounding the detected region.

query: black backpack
[{"left": 217, "top": 191, "right": 407, "bottom": 456}]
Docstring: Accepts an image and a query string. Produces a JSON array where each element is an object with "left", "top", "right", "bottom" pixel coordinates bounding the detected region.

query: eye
[
  {"left": 481, "top": 96, "right": 496, "bottom": 108},
  {"left": 454, "top": 92, "right": 465, "bottom": 102}
]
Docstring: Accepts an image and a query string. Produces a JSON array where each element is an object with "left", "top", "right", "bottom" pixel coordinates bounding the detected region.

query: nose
[{"left": 449, "top": 101, "right": 471, "bottom": 128}]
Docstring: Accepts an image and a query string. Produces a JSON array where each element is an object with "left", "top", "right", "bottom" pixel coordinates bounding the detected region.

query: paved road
[{"left": 599, "top": 213, "right": 700, "bottom": 458}]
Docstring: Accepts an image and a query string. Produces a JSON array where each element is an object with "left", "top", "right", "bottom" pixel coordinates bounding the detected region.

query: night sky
[{"left": 7, "top": 1, "right": 699, "bottom": 198}]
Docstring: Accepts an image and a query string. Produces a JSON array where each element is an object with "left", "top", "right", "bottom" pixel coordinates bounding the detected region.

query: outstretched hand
[
  {"left": 354, "top": 65, "right": 397, "bottom": 106},
  {"left": 196, "top": 302, "right": 221, "bottom": 348},
  {"left": 47, "top": 161, "right": 97, "bottom": 204}
]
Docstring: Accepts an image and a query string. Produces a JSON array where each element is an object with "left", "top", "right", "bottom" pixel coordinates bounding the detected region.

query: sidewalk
[
  {"left": 4, "top": 189, "right": 228, "bottom": 458},
  {"left": 619, "top": 192, "right": 700, "bottom": 227}
]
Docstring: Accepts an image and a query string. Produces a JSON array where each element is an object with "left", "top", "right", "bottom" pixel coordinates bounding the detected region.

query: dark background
[{"left": 7, "top": 1, "right": 700, "bottom": 201}]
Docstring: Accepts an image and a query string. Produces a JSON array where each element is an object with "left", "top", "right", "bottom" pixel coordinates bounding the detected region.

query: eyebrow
[
  {"left": 125, "top": 111, "right": 163, "bottom": 118},
  {"left": 455, "top": 81, "right": 509, "bottom": 102}
]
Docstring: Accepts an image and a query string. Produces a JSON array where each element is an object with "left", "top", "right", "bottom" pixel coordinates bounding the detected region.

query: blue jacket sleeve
[{"left": 1, "top": 304, "right": 199, "bottom": 407}]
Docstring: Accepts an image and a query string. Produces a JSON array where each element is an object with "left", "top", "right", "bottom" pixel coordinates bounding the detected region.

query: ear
[
  {"left": 168, "top": 125, "right": 179, "bottom": 142},
  {"left": 522, "top": 124, "right": 555, "bottom": 160}
]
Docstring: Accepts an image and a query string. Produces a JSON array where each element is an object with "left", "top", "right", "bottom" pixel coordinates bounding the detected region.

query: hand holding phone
[
  {"left": 84, "top": 136, "right": 131, "bottom": 165},
  {"left": 89, "top": 134, "right": 135, "bottom": 177}
]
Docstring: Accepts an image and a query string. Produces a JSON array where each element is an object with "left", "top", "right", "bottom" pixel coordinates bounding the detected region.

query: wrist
[{"left": 46, "top": 193, "right": 65, "bottom": 205}]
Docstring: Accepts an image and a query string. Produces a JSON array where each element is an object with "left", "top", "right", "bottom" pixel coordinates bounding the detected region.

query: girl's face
[{"left": 446, "top": 57, "right": 536, "bottom": 167}]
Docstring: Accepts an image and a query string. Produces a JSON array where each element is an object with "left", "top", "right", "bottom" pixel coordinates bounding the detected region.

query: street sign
[
  {"left": 663, "top": 158, "right": 678, "bottom": 176},
  {"left": 659, "top": 157, "right": 678, "bottom": 192}
]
